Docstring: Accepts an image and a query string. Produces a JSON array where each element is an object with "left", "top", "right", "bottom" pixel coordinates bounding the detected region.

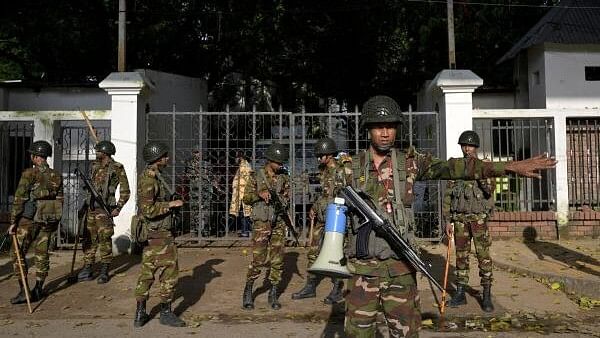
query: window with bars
[{"left": 473, "top": 118, "right": 556, "bottom": 212}]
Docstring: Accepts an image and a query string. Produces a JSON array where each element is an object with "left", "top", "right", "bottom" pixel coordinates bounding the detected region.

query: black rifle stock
[
  {"left": 75, "top": 168, "right": 112, "bottom": 217},
  {"left": 339, "top": 186, "right": 444, "bottom": 292},
  {"left": 267, "top": 187, "right": 300, "bottom": 246}
]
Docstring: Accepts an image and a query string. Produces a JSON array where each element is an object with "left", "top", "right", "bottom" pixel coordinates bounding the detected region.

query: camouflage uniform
[
  {"left": 10, "top": 162, "right": 63, "bottom": 282},
  {"left": 243, "top": 166, "right": 290, "bottom": 286},
  {"left": 443, "top": 176, "right": 494, "bottom": 287},
  {"left": 134, "top": 165, "right": 179, "bottom": 303},
  {"left": 307, "top": 155, "right": 353, "bottom": 266},
  {"left": 82, "top": 158, "right": 130, "bottom": 265},
  {"left": 345, "top": 147, "right": 507, "bottom": 338}
]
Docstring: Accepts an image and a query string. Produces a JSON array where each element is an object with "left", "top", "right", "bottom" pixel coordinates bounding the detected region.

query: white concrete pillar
[
  {"left": 99, "top": 72, "right": 149, "bottom": 254},
  {"left": 553, "top": 114, "right": 569, "bottom": 224},
  {"left": 431, "top": 70, "right": 483, "bottom": 159}
]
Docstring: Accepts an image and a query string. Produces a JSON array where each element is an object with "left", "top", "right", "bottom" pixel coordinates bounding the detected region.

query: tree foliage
[{"left": 0, "top": 0, "right": 555, "bottom": 108}]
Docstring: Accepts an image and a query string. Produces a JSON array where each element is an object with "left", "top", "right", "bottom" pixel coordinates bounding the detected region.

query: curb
[{"left": 493, "top": 259, "right": 600, "bottom": 299}]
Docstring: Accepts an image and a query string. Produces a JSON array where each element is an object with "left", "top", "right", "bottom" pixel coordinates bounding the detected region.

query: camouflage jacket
[
  {"left": 242, "top": 166, "right": 290, "bottom": 222},
  {"left": 348, "top": 147, "right": 506, "bottom": 277},
  {"left": 137, "top": 165, "right": 172, "bottom": 233},
  {"left": 229, "top": 159, "right": 253, "bottom": 217},
  {"left": 10, "top": 162, "right": 64, "bottom": 225},
  {"left": 314, "top": 155, "right": 353, "bottom": 209},
  {"left": 89, "top": 158, "right": 130, "bottom": 211}
]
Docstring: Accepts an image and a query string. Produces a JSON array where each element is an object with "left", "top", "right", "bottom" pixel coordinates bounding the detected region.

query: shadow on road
[
  {"left": 172, "top": 258, "right": 224, "bottom": 315},
  {"left": 523, "top": 226, "right": 600, "bottom": 278}
]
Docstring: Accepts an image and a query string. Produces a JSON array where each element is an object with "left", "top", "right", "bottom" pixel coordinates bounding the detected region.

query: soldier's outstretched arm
[{"left": 414, "top": 151, "right": 556, "bottom": 181}]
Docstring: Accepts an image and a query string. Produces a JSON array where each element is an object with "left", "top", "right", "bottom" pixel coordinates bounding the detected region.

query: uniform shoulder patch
[{"left": 112, "top": 161, "right": 124, "bottom": 168}]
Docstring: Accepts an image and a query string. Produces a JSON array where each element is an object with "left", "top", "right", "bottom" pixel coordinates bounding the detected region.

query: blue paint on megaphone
[{"left": 325, "top": 201, "right": 347, "bottom": 234}]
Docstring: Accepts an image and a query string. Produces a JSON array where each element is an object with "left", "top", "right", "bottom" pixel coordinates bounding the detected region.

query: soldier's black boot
[
  {"left": 97, "top": 263, "right": 110, "bottom": 284},
  {"left": 10, "top": 281, "right": 28, "bottom": 305},
  {"left": 133, "top": 300, "right": 149, "bottom": 328},
  {"left": 30, "top": 280, "right": 45, "bottom": 302},
  {"left": 268, "top": 284, "right": 281, "bottom": 310},
  {"left": 77, "top": 264, "right": 94, "bottom": 281},
  {"left": 242, "top": 281, "right": 254, "bottom": 310},
  {"left": 324, "top": 279, "right": 344, "bottom": 305},
  {"left": 159, "top": 302, "right": 186, "bottom": 327},
  {"left": 291, "top": 275, "right": 320, "bottom": 300},
  {"left": 481, "top": 285, "right": 495, "bottom": 312},
  {"left": 449, "top": 284, "right": 467, "bottom": 307}
]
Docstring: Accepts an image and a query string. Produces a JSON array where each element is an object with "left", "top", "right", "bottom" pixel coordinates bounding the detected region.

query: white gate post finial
[{"left": 430, "top": 69, "right": 483, "bottom": 160}]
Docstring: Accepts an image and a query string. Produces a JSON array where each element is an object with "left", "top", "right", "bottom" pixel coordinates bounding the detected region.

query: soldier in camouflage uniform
[
  {"left": 344, "top": 95, "right": 557, "bottom": 337},
  {"left": 8, "top": 140, "right": 63, "bottom": 304},
  {"left": 133, "top": 142, "right": 185, "bottom": 328},
  {"left": 292, "top": 137, "right": 352, "bottom": 304},
  {"left": 444, "top": 131, "right": 495, "bottom": 312},
  {"left": 242, "top": 142, "right": 290, "bottom": 311},
  {"left": 78, "top": 140, "right": 130, "bottom": 284}
]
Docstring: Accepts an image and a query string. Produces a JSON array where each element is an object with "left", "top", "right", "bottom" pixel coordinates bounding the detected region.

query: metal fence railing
[
  {"left": 146, "top": 108, "right": 442, "bottom": 243},
  {"left": 567, "top": 118, "right": 600, "bottom": 210},
  {"left": 473, "top": 118, "right": 556, "bottom": 212},
  {"left": 54, "top": 120, "right": 111, "bottom": 247},
  {"left": 0, "top": 121, "right": 34, "bottom": 214}
]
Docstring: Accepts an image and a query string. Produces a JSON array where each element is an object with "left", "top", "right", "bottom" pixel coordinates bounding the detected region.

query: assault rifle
[
  {"left": 339, "top": 186, "right": 444, "bottom": 292},
  {"left": 75, "top": 168, "right": 112, "bottom": 216},
  {"left": 267, "top": 187, "right": 300, "bottom": 247}
]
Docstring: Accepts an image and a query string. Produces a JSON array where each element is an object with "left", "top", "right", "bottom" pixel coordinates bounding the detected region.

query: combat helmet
[
  {"left": 314, "top": 137, "right": 337, "bottom": 157},
  {"left": 143, "top": 142, "right": 169, "bottom": 164},
  {"left": 265, "top": 142, "right": 289, "bottom": 163},
  {"left": 95, "top": 140, "right": 116, "bottom": 155},
  {"left": 458, "top": 130, "right": 480, "bottom": 148},
  {"left": 361, "top": 95, "right": 404, "bottom": 127},
  {"left": 28, "top": 140, "right": 52, "bottom": 158}
]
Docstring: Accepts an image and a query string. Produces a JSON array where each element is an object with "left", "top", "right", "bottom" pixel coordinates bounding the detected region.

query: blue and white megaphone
[{"left": 308, "top": 197, "right": 352, "bottom": 279}]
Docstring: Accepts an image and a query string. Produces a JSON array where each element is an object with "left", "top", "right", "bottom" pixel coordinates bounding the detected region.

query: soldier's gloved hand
[
  {"left": 169, "top": 200, "right": 184, "bottom": 209},
  {"left": 259, "top": 190, "right": 271, "bottom": 204},
  {"left": 445, "top": 223, "right": 454, "bottom": 238},
  {"left": 111, "top": 208, "right": 120, "bottom": 217},
  {"left": 8, "top": 223, "right": 17, "bottom": 235}
]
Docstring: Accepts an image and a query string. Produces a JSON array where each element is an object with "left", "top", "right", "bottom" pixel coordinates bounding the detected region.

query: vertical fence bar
[
  {"left": 225, "top": 111, "right": 231, "bottom": 235},
  {"left": 354, "top": 106, "right": 360, "bottom": 153}
]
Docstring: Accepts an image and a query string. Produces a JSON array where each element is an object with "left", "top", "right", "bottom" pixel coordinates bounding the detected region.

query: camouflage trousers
[
  {"left": 82, "top": 210, "right": 114, "bottom": 265},
  {"left": 345, "top": 273, "right": 421, "bottom": 338},
  {"left": 306, "top": 221, "right": 325, "bottom": 268},
  {"left": 11, "top": 218, "right": 55, "bottom": 282},
  {"left": 134, "top": 236, "right": 179, "bottom": 303},
  {"left": 452, "top": 215, "right": 493, "bottom": 286},
  {"left": 246, "top": 219, "right": 285, "bottom": 285}
]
